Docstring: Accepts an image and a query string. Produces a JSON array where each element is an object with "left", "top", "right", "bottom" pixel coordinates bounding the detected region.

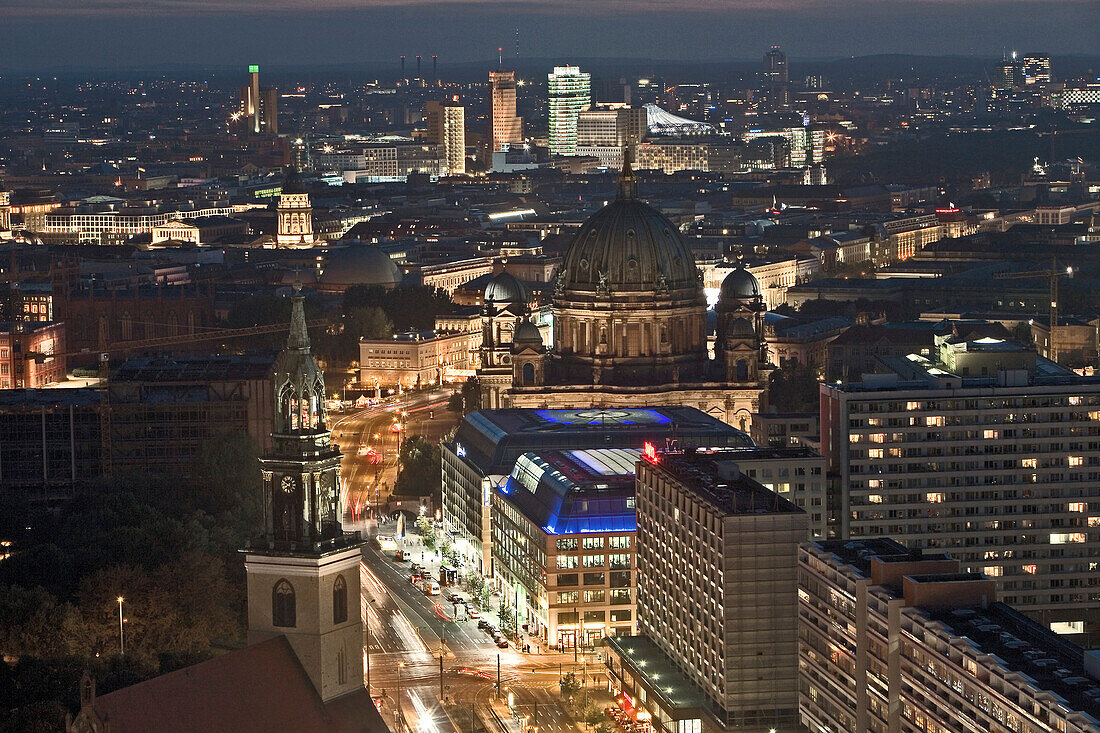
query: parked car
[
  {"left": 496, "top": 638, "right": 509, "bottom": 648},
  {"left": 477, "top": 619, "right": 490, "bottom": 630},
  {"left": 468, "top": 609, "right": 481, "bottom": 618}
]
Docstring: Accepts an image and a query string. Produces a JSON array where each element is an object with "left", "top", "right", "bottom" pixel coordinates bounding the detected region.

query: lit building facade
[
  {"left": 441, "top": 407, "right": 750, "bottom": 579},
  {"left": 821, "top": 339, "right": 1100, "bottom": 639},
  {"left": 548, "top": 66, "right": 591, "bottom": 156},
  {"left": 425, "top": 100, "right": 466, "bottom": 176},
  {"left": 0, "top": 321, "right": 65, "bottom": 389},
  {"left": 492, "top": 447, "right": 640, "bottom": 648},
  {"left": 490, "top": 70, "right": 524, "bottom": 155},
  {"left": 605, "top": 449, "right": 808, "bottom": 733},
  {"left": 799, "top": 538, "right": 1100, "bottom": 733},
  {"left": 358, "top": 329, "right": 477, "bottom": 390}
]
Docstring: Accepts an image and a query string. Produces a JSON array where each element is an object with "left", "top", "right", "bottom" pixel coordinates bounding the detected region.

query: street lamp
[{"left": 117, "top": 596, "right": 125, "bottom": 656}]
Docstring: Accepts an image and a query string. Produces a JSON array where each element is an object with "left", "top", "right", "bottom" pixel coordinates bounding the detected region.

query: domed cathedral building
[{"left": 484, "top": 161, "right": 771, "bottom": 429}]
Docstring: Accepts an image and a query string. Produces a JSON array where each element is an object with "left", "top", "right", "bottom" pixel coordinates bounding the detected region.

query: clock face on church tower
[{"left": 281, "top": 475, "right": 296, "bottom": 495}]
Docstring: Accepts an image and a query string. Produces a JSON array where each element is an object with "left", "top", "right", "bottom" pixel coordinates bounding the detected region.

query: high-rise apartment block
[
  {"left": 605, "top": 449, "right": 808, "bottom": 733},
  {"left": 822, "top": 337, "right": 1100, "bottom": 639},
  {"left": 425, "top": 99, "right": 466, "bottom": 176},
  {"left": 799, "top": 539, "right": 1100, "bottom": 733},
  {"left": 576, "top": 105, "right": 648, "bottom": 168},
  {"left": 238, "top": 64, "right": 278, "bottom": 135},
  {"left": 548, "top": 66, "right": 591, "bottom": 156},
  {"left": 489, "top": 70, "right": 524, "bottom": 155}
]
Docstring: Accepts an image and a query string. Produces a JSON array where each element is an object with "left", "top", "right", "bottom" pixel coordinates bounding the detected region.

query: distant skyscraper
[
  {"left": 763, "top": 45, "right": 790, "bottom": 109},
  {"left": 489, "top": 70, "right": 524, "bottom": 156},
  {"left": 238, "top": 65, "right": 278, "bottom": 135},
  {"left": 1022, "top": 53, "right": 1052, "bottom": 85},
  {"left": 547, "top": 65, "right": 591, "bottom": 156},
  {"left": 994, "top": 52, "right": 1023, "bottom": 96},
  {"left": 425, "top": 99, "right": 466, "bottom": 176}
]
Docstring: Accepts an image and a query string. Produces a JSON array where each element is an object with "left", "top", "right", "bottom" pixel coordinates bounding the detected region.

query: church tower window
[
  {"left": 333, "top": 575, "right": 348, "bottom": 624},
  {"left": 273, "top": 579, "right": 296, "bottom": 627}
]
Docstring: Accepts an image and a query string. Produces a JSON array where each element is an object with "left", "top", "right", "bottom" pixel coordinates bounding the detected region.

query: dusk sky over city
[{"left": 4, "top": 0, "right": 1098, "bottom": 68}]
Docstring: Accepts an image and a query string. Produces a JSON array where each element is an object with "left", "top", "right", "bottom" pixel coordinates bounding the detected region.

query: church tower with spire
[{"left": 243, "top": 283, "right": 364, "bottom": 702}]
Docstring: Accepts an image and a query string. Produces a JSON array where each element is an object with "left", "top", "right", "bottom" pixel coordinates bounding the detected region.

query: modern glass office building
[{"left": 547, "top": 66, "right": 591, "bottom": 156}]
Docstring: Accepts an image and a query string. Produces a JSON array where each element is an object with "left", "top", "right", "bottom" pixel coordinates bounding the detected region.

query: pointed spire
[
  {"left": 288, "top": 280, "right": 310, "bottom": 351},
  {"left": 617, "top": 146, "right": 637, "bottom": 200}
]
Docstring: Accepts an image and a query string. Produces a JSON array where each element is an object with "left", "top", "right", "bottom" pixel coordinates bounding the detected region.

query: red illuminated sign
[{"left": 642, "top": 442, "right": 659, "bottom": 464}]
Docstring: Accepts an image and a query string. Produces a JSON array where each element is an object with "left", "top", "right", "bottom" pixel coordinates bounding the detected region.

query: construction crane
[
  {"left": 28, "top": 319, "right": 330, "bottom": 380},
  {"left": 993, "top": 259, "right": 1073, "bottom": 362},
  {"left": 26, "top": 318, "right": 328, "bottom": 476}
]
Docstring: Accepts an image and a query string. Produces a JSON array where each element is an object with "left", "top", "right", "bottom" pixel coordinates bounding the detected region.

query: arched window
[
  {"left": 736, "top": 359, "right": 749, "bottom": 382},
  {"left": 522, "top": 362, "right": 535, "bottom": 386},
  {"left": 273, "top": 579, "right": 296, "bottom": 627},
  {"left": 333, "top": 575, "right": 348, "bottom": 625}
]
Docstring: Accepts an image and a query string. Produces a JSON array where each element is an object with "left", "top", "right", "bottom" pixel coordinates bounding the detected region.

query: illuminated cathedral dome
[{"left": 558, "top": 165, "right": 699, "bottom": 295}]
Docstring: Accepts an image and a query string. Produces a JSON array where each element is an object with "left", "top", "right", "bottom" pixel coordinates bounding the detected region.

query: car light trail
[
  {"left": 393, "top": 611, "right": 429, "bottom": 654},
  {"left": 361, "top": 563, "right": 387, "bottom": 598},
  {"left": 408, "top": 691, "right": 438, "bottom": 732}
]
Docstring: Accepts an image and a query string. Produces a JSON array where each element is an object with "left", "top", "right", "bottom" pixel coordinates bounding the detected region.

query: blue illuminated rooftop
[
  {"left": 502, "top": 448, "right": 640, "bottom": 535},
  {"left": 449, "top": 406, "right": 751, "bottom": 474}
]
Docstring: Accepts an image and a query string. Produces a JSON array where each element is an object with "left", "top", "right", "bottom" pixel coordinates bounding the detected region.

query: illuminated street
[
  {"left": 333, "top": 388, "right": 457, "bottom": 522},
  {"left": 359, "top": 537, "right": 594, "bottom": 733}
]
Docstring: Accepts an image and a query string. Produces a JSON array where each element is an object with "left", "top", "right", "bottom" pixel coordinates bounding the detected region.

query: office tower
[
  {"left": 821, "top": 337, "right": 1100, "bottom": 637},
  {"left": 425, "top": 99, "right": 465, "bottom": 176},
  {"left": 238, "top": 65, "right": 278, "bottom": 135},
  {"left": 799, "top": 539, "right": 1100, "bottom": 733},
  {"left": 547, "top": 65, "right": 591, "bottom": 155},
  {"left": 576, "top": 105, "right": 648, "bottom": 168},
  {"left": 604, "top": 450, "right": 808, "bottom": 733},
  {"left": 489, "top": 70, "right": 524, "bottom": 156},
  {"left": 1022, "top": 53, "right": 1053, "bottom": 85},
  {"left": 994, "top": 52, "right": 1023, "bottom": 96},
  {"left": 763, "top": 45, "right": 789, "bottom": 109}
]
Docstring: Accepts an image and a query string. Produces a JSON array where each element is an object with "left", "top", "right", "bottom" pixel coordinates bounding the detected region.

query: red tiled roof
[{"left": 93, "top": 636, "right": 387, "bottom": 733}]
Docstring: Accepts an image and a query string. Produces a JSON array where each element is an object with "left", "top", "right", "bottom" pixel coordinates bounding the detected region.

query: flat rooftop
[
  {"left": 451, "top": 407, "right": 751, "bottom": 475},
  {"left": 111, "top": 353, "right": 278, "bottom": 383},
  {"left": 652, "top": 450, "right": 805, "bottom": 517},
  {"left": 606, "top": 635, "right": 710, "bottom": 712},
  {"left": 930, "top": 603, "right": 1100, "bottom": 724}
]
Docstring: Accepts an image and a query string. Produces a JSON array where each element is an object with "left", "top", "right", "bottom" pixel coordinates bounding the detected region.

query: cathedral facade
[{"left": 477, "top": 166, "right": 770, "bottom": 430}]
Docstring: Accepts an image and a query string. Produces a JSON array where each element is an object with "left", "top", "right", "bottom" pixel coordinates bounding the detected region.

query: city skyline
[{"left": 3, "top": 0, "right": 1098, "bottom": 70}]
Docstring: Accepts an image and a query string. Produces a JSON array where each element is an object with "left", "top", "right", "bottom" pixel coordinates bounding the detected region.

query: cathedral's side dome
[
  {"left": 558, "top": 179, "right": 699, "bottom": 294},
  {"left": 484, "top": 271, "right": 527, "bottom": 305},
  {"left": 720, "top": 266, "right": 761, "bottom": 300},
  {"left": 512, "top": 319, "right": 543, "bottom": 347},
  {"left": 317, "top": 245, "right": 402, "bottom": 288}
]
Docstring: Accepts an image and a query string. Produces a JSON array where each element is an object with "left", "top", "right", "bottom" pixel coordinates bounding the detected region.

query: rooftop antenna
[
  {"left": 432, "top": 55, "right": 438, "bottom": 86},
  {"left": 400, "top": 55, "right": 406, "bottom": 85},
  {"left": 498, "top": 47, "right": 503, "bottom": 69},
  {"left": 415, "top": 55, "right": 422, "bottom": 84},
  {"left": 515, "top": 27, "right": 520, "bottom": 58}
]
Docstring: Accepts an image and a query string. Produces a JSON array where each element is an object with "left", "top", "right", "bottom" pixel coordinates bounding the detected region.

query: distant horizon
[{"left": 5, "top": 0, "right": 1098, "bottom": 71}]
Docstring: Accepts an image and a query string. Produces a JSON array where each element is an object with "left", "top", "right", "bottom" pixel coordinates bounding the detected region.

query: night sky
[{"left": 3, "top": 0, "right": 1098, "bottom": 70}]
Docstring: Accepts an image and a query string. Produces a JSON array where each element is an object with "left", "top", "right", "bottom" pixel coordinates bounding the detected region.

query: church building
[
  {"left": 65, "top": 285, "right": 386, "bottom": 733},
  {"left": 477, "top": 162, "right": 770, "bottom": 430}
]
